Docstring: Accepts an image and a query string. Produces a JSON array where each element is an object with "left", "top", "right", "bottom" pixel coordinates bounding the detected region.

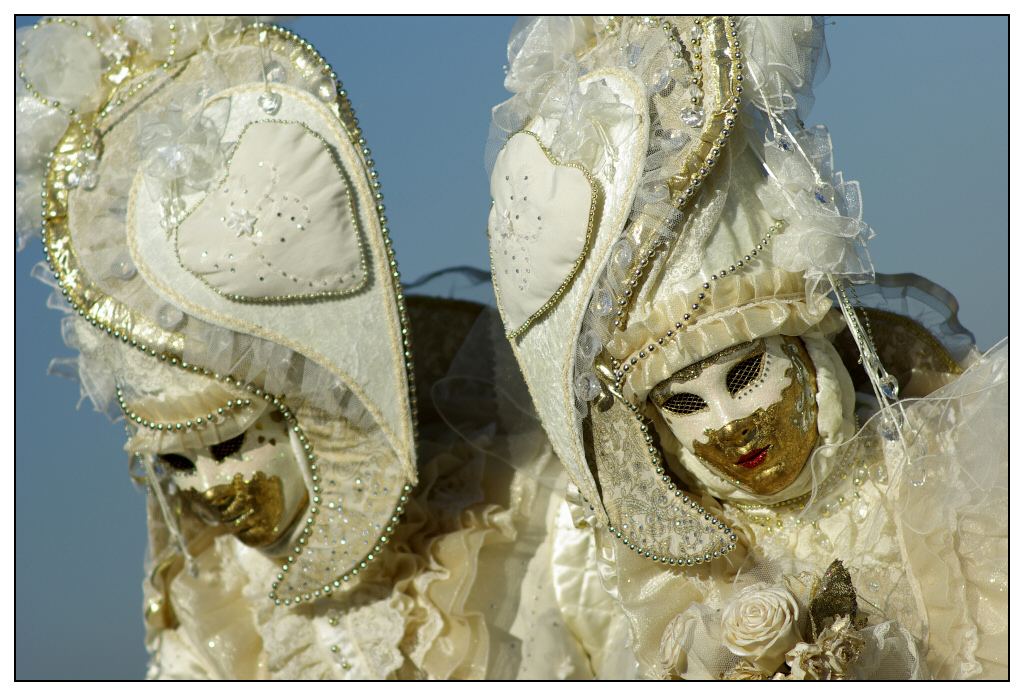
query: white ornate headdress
[
  {"left": 17, "top": 16, "right": 417, "bottom": 605},
  {"left": 485, "top": 16, "right": 920, "bottom": 566}
]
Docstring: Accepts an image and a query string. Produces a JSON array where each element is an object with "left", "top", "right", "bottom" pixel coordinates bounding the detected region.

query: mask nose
[
  {"left": 192, "top": 483, "right": 238, "bottom": 521},
  {"left": 717, "top": 418, "right": 757, "bottom": 448}
]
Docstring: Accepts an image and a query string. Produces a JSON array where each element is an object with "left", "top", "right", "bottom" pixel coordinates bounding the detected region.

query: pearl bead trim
[
  {"left": 39, "top": 22, "right": 418, "bottom": 442},
  {"left": 611, "top": 16, "right": 746, "bottom": 330},
  {"left": 18, "top": 17, "right": 137, "bottom": 155},
  {"left": 113, "top": 357, "right": 410, "bottom": 604},
  {"left": 116, "top": 386, "right": 251, "bottom": 430},
  {"left": 609, "top": 221, "right": 781, "bottom": 394},
  {"left": 268, "top": 480, "right": 413, "bottom": 606}
]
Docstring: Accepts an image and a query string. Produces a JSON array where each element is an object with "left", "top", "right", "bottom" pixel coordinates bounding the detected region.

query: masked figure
[
  {"left": 18, "top": 16, "right": 589, "bottom": 679},
  {"left": 486, "top": 16, "right": 1007, "bottom": 680}
]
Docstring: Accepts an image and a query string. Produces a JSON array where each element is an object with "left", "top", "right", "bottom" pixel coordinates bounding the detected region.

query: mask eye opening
[
  {"left": 210, "top": 431, "right": 246, "bottom": 462},
  {"left": 726, "top": 351, "right": 765, "bottom": 395},
  {"left": 661, "top": 392, "right": 709, "bottom": 416},
  {"left": 158, "top": 453, "right": 196, "bottom": 473}
]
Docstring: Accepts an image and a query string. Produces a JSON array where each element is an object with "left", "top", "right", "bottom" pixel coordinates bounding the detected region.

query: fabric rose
[
  {"left": 137, "top": 91, "right": 222, "bottom": 188},
  {"left": 722, "top": 660, "right": 770, "bottom": 680},
  {"left": 658, "top": 612, "right": 689, "bottom": 677},
  {"left": 721, "top": 582, "right": 803, "bottom": 674},
  {"left": 19, "top": 23, "right": 104, "bottom": 113},
  {"left": 504, "top": 16, "right": 592, "bottom": 93},
  {"left": 737, "top": 16, "right": 827, "bottom": 123},
  {"left": 755, "top": 126, "right": 874, "bottom": 285},
  {"left": 786, "top": 641, "right": 829, "bottom": 680}
]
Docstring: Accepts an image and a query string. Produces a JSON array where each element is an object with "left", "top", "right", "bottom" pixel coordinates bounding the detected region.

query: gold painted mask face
[
  {"left": 649, "top": 335, "right": 819, "bottom": 496},
  {"left": 158, "top": 409, "right": 309, "bottom": 547}
]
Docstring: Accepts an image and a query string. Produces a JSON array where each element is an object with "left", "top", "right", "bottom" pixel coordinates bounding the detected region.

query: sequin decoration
[{"left": 809, "top": 559, "right": 860, "bottom": 638}]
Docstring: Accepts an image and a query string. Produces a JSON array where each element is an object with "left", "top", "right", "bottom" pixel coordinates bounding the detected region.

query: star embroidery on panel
[{"left": 226, "top": 208, "right": 257, "bottom": 237}]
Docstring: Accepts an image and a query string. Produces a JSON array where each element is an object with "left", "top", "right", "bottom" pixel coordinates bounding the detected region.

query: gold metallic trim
[
  {"left": 607, "top": 221, "right": 781, "bottom": 395},
  {"left": 614, "top": 15, "right": 745, "bottom": 330}
]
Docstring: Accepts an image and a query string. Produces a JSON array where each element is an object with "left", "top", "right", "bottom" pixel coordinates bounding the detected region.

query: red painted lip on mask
[{"left": 736, "top": 447, "right": 769, "bottom": 469}]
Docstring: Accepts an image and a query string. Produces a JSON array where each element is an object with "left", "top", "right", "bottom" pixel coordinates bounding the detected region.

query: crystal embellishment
[
  {"left": 681, "top": 106, "right": 705, "bottom": 128},
  {"left": 156, "top": 303, "right": 184, "bottom": 329},
  {"left": 879, "top": 374, "right": 899, "bottom": 400},
  {"left": 226, "top": 208, "right": 258, "bottom": 237},
  {"left": 309, "top": 75, "right": 337, "bottom": 102},
  {"left": 263, "top": 60, "right": 287, "bottom": 83},
  {"left": 259, "top": 91, "right": 282, "bottom": 115},
  {"left": 575, "top": 372, "right": 603, "bottom": 402},
  {"left": 80, "top": 169, "right": 99, "bottom": 191},
  {"left": 594, "top": 287, "right": 614, "bottom": 316},
  {"left": 650, "top": 67, "right": 671, "bottom": 92},
  {"left": 111, "top": 251, "right": 137, "bottom": 280},
  {"left": 612, "top": 239, "right": 633, "bottom": 271}
]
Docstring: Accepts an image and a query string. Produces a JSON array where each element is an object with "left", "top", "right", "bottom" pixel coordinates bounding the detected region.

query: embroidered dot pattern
[{"left": 498, "top": 170, "right": 542, "bottom": 292}]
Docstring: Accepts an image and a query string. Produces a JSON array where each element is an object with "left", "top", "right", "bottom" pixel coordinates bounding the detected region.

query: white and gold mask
[
  {"left": 159, "top": 409, "right": 308, "bottom": 548},
  {"left": 650, "top": 335, "right": 819, "bottom": 496}
]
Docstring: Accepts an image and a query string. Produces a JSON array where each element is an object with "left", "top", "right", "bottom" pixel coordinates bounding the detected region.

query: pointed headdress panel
[{"left": 23, "top": 17, "right": 417, "bottom": 604}]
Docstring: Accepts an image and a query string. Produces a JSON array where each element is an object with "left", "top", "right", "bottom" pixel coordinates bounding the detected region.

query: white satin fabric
[{"left": 489, "top": 131, "right": 595, "bottom": 334}]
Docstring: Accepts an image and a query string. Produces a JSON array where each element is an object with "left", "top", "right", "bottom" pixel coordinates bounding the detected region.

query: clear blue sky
[{"left": 14, "top": 16, "right": 1008, "bottom": 678}]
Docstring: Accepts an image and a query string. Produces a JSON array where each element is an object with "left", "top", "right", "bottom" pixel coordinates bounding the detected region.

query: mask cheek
[
  {"left": 174, "top": 455, "right": 224, "bottom": 493},
  {"left": 659, "top": 409, "right": 714, "bottom": 450},
  {"left": 250, "top": 433, "right": 308, "bottom": 532}
]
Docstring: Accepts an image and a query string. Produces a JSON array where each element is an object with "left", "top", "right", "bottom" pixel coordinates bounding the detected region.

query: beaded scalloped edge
[{"left": 34, "top": 20, "right": 419, "bottom": 605}]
